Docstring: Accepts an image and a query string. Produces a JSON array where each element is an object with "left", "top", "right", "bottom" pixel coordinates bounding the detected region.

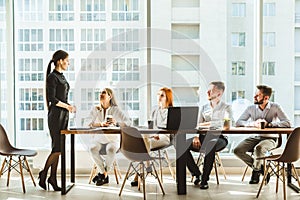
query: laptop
[{"left": 166, "top": 106, "right": 199, "bottom": 130}]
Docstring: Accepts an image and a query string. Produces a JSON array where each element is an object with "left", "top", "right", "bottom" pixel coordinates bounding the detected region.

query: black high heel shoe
[
  {"left": 38, "top": 170, "right": 47, "bottom": 190},
  {"left": 47, "top": 177, "right": 62, "bottom": 191}
]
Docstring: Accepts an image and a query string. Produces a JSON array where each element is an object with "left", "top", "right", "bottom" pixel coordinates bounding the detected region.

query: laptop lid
[{"left": 166, "top": 106, "right": 199, "bottom": 130}]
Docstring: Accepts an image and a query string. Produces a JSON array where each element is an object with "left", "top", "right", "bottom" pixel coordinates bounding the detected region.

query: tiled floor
[{"left": 0, "top": 173, "right": 300, "bottom": 200}]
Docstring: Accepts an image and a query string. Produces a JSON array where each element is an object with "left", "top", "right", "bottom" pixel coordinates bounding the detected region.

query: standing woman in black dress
[{"left": 38, "top": 50, "right": 76, "bottom": 191}]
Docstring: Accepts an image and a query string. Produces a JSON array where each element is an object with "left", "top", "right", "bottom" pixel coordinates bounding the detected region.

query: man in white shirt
[
  {"left": 234, "top": 85, "right": 291, "bottom": 184},
  {"left": 186, "top": 81, "right": 233, "bottom": 189}
]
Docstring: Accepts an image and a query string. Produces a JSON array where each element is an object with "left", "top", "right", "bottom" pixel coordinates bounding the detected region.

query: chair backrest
[
  {"left": 0, "top": 124, "right": 14, "bottom": 154},
  {"left": 120, "top": 126, "right": 152, "bottom": 162},
  {"left": 276, "top": 134, "right": 282, "bottom": 149},
  {"left": 277, "top": 127, "right": 300, "bottom": 163}
]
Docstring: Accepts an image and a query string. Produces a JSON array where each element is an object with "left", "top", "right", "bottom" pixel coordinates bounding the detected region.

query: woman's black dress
[{"left": 46, "top": 70, "right": 70, "bottom": 153}]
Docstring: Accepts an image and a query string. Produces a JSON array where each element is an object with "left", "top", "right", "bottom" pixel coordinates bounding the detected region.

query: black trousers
[{"left": 186, "top": 134, "right": 228, "bottom": 182}]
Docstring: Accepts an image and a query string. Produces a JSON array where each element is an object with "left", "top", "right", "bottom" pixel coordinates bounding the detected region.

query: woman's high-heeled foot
[
  {"left": 38, "top": 170, "right": 47, "bottom": 190},
  {"left": 47, "top": 177, "right": 62, "bottom": 191}
]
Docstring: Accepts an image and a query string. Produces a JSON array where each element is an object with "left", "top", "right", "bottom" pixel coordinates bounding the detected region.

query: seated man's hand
[{"left": 192, "top": 136, "right": 201, "bottom": 149}]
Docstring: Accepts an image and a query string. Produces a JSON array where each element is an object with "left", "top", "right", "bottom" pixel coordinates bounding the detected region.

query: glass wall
[{"left": 0, "top": 1, "right": 298, "bottom": 157}]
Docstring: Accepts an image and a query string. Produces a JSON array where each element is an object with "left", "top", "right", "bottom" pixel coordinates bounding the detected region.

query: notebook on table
[{"left": 166, "top": 106, "right": 199, "bottom": 130}]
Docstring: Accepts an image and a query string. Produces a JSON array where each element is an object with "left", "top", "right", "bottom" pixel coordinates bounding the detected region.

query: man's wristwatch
[{"left": 267, "top": 122, "right": 272, "bottom": 128}]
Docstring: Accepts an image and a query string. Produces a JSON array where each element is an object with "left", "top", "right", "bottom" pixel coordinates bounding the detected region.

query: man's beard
[{"left": 254, "top": 99, "right": 264, "bottom": 104}]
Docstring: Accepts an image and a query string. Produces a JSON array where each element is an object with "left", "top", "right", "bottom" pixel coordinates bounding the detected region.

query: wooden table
[{"left": 60, "top": 127, "right": 296, "bottom": 195}]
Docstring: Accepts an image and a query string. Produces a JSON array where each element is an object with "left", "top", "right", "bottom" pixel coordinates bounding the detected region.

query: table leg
[
  {"left": 176, "top": 133, "right": 187, "bottom": 195},
  {"left": 71, "top": 134, "right": 75, "bottom": 183},
  {"left": 61, "top": 134, "right": 66, "bottom": 195}
]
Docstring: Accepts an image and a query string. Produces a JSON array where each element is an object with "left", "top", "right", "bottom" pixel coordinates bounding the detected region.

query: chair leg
[
  {"left": 214, "top": 160, "right": 219, "bottom": 184},
  {"left": 242, "top": 152, "right": 253, "bottom": 181},
  {"left": 151, "top": 161, "right": 165, "bottom": 195},
  {"left": 163, "top": 149, "right": 175, "bottom": 180},
  {"left": 0, "top": 158, "right": 7, "bottom": 178},
  {"left": 241, "top": 166, "right": 249, "bottom": 181},
  {"left": 24, "top": 157, "right": 36, "bottom": 186},
  {"left": 291, "top": 163, "right": 300, "bottom": 187},
  {"left": 276, "top": 162, "right": 279, "bottom": 193},
  {"left": 119, "top": 163, "right": 132, "bottom": 196},
  {"left": 158, "top": 150, "right": 163, "bottom": 183},
  {"left": 113, "top": 161, "right": 119, "bottom": 184},
  {"left": 114, "top": 160, "right": 122, "bottom": 179},
  {"left": 88, "top": 163, "right": 97, "bottom": 184},
  {"left": 282, "top": 162, "right": 286, "bottom": 200},
  {"left": 19, "top": 156, "right": 26, "bottom": 193},
  {"left": 141, "top": 162, "right": 146, "bottom": 200},
  {"left": 138, "top": 164, "right": 142, "bottom": 191},
  {"left": 7, "top": 156, "right": 12, "bottom": 187},
  {"left": 256, "top": 163, "right": 270, "bottom": 198},
  {"left": 216, "top": 152, "right": 226, "bottom": 180}
]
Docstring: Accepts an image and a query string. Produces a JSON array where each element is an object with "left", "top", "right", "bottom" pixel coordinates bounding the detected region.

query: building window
[
  {"left": 112, "top": 28, "right": 139, "bottom": 51},
  {"left": 114, "top": 87, "right": 140, "bottom": 126},
  {"left": 80, "top": 58, "right": 107, "bottom": 81},
  {"left": 80, "top": 88, "right": 96, "bottom": 111},
  {"left": 80, "top": 0, "right": 106, "bottom": 21},
  {"left": 20, "top": 118, "right": 43, "bottom": 131},
  {"left": 19, "top": 88, "right": 44, "bottom": 111},
  {"left": 231, "top": 32, "right": 245, "bottom": 47},
  {"left": 17, "top": 29, "right": 43, "bottom": 51},
  {"left": 64, "top": 59, "right": 75, "bottom": 81},
  {"left": 15, "top": 0, "right": 43, "bottom": 21},
  {"left": 231, "top": 61, "right": 245, "bottom": 75},
  {"left": 263, "top": 3, "right": 275, "bottom": 16},
  {"left": 263, "top": 32, "right": 275, "bottom": 47},
  {"left": 49, "top": 0, "right": 74, "bottom": 21},
  {"left": 18, "top": 58, "right": 43, "bottom": 81},
  {"left": 232, "top": 91, "right": 245, "bottom": 101},
  {"left": 232, "top": 3, "right": 246, "bottom": 17},
  {"left": 49, "top": 29, "right": 75, "bottom": 51},
  {"left": 112, "top": 58, "right": 139, "bottom": 81},
  {"left": 262, "top": 61, "right": 275, "bottom": 75},
  {"left": 112, "top": 0, "right": 139, "bottom": 21},
  {"left": 80, "top": 28, "right": 106, "bottom": 51}
]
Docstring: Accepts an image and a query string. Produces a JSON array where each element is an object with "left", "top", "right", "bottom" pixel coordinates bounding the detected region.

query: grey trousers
[{"left": 233, "top": 136, "right": 277, "bottom": 170}]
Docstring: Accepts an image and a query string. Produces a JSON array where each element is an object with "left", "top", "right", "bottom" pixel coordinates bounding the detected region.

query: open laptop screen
[{"left": 166, "top": 106, "right": 199, "bottom": 130}]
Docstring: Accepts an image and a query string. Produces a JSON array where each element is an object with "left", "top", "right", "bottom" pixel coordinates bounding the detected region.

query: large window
[{"left": 0, "top": 1, "right": 296, "bottom": 158}]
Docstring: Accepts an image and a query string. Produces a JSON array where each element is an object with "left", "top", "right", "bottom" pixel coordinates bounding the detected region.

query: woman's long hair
[
  {"left": 45, "top": 50, "right": 69, "bottom": 110},
  {"left": 160, "top": 87, "right": 173, "bottom": 107},
  {"left": 105, "top": 88, "right": 118, "bottom": 106}
]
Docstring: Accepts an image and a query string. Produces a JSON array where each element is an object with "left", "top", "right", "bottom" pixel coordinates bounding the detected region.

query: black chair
[
  {"left": 119, "top": 126, "right": 165, "bottom": 200},
  {"left": 0, "top": 124, "right": 37, "bottom": 193}
]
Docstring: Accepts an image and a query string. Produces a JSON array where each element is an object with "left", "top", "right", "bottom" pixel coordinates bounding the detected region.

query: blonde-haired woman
[{"left": 88, "top": 88, "right": 131, "bottom": 186}]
